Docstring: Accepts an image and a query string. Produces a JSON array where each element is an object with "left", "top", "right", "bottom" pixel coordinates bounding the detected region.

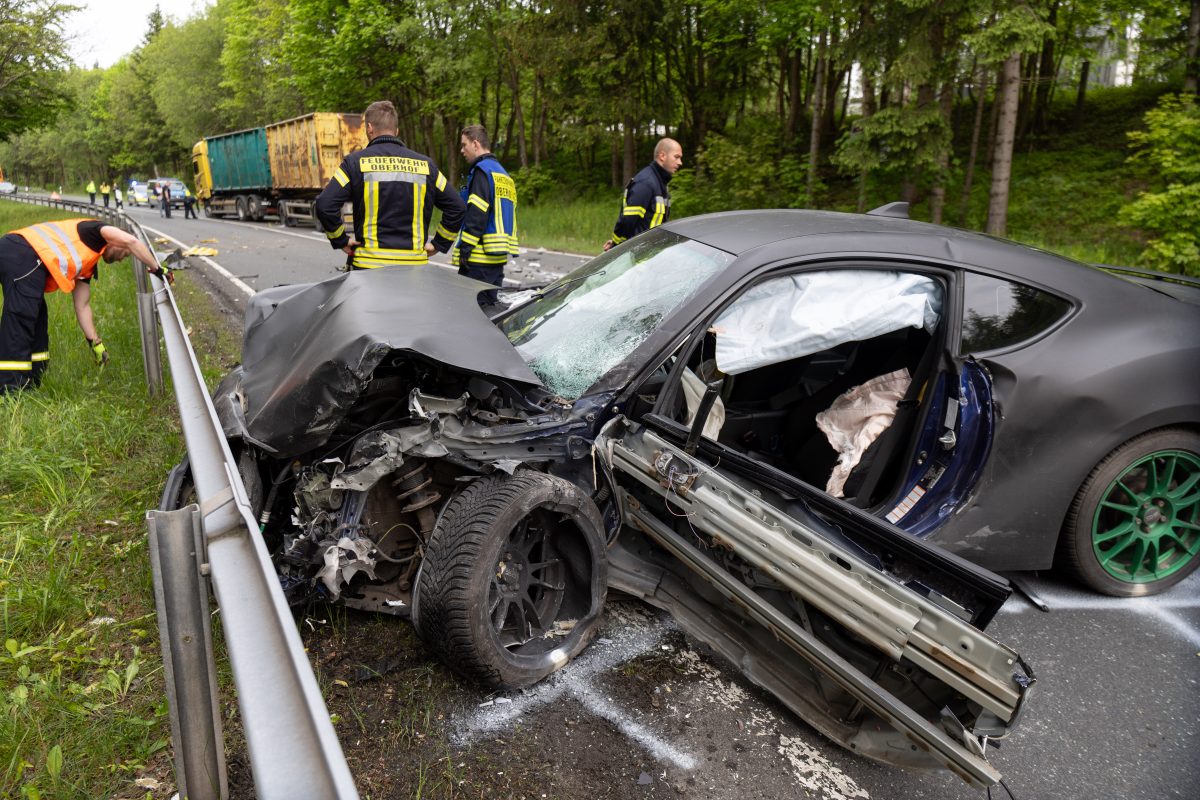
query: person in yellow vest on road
[
  {"left": 99, "top": 181, "right": 111, "bottom": 208},
  {"left": 86, "top": 180, "right": 96, "bottom": 205},
  {"left": 0, "top": 218, "right": 166, "bottom": 394}
]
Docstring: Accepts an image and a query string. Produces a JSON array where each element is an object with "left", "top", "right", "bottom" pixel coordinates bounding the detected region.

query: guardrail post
[{"left": 147, "top": 505, "right": 228, "bottom": 800}]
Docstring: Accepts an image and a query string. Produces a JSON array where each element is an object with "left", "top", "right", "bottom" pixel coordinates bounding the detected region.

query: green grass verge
[
  {"left": 518, "top": 193, "right": 612, "bottom": 254},
  {"left": 0, "top": 201, "right": 187, "bottom": 799}
]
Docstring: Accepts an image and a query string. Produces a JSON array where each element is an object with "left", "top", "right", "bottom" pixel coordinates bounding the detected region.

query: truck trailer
[{"left": 192, "top": 112, "right": 367, "bottom": 226}]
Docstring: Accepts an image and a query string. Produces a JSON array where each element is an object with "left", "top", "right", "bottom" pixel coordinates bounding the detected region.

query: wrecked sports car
[{"left": 177, "top": 209, "right": 1196, "bottom": 786}]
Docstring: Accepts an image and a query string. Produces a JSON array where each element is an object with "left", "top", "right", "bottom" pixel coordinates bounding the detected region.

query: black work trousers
[
  {"left": 0, "top": 239, "right": 50, "bottom": 393},
  {"left": 458, "top": 263, "right": 504, "bottom": 306}
]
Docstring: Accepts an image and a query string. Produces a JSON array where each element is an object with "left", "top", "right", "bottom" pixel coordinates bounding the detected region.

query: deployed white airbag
[
  {"left": 816, "top": 368, "right": 912, "bottom": 497},
  {"left": 712, "top": 271, "right": 942, "bottom": 375}
]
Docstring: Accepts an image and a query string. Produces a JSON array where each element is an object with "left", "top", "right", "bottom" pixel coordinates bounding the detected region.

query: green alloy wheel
[{"left": 1062, "top": 429, "right": 1200, "bottom": 596}]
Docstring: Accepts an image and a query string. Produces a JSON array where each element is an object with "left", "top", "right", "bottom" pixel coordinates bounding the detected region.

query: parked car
[
  {"left": 148, "top": 178, "right": 187, "bottom": 209},
  {"left": 0, "top": 181, "right": 16, "bottom": 194},
  {"left": 128, "top": 181, "right": 150, "bottom": 206},
  {"left": 167, "top": 207, "right": 1198, "bottom": 786}
]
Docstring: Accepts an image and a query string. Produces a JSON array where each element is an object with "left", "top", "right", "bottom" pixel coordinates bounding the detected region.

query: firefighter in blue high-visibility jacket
[
  {"left": 452, "top": 125, "right": 518, "bottom": 306},
  {"left": 315, "top": 100, "right": 465, "bottom": 269},
  {"left": 604, "top": 138, "right": 683, "bottom": 252}
]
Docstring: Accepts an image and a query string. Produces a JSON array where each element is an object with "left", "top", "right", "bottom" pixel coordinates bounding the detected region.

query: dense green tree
[
  {"left": 1119, "top": 93, "right": 1200, "bottom": 275},
  {"left": 0, "top": 1, "right": 74, "bottom": 141}
]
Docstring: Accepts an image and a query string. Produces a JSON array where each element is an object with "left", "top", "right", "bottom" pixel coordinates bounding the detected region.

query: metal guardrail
[
  {"left": 147, "top": 273, "right": 358, "bottom": 800},
  {"left": 2, "top": 192, "right": 359, "bottom": 798}
]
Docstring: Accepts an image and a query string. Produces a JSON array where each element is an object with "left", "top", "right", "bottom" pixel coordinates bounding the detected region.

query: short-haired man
[
  {"left": 453, "top": 125, "right": 518, "bottom": 306},
  {"left": 604, "top": 138, "right": 683, "bottom": 251},
  {"left": 315, "top": 100, "right": 465, "bottom": 269},
  {"left": 0, "top": 218, "right": 165, "bottom": 393}
]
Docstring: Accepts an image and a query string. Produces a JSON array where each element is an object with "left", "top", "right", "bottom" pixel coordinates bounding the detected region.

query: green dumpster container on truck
[{"left": 192, "top": 112, "right": 367, "bottom": 225}]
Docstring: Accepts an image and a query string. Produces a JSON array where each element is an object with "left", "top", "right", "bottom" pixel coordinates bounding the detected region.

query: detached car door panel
[{"left": 600, "top": 420, "right": 1033, "bottom": 786}]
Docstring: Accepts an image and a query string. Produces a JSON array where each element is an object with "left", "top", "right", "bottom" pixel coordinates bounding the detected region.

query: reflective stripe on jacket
[
  {"left": 611, "top": 162, "right": 672, "bottom": 245},
  {"left": 314, "top": 135, "right": 466, "bottom": 269},
  {"left": 11, "top": 219, "right": 104, "bottom": 293},
  {"left": 453, "top": 154, "right": 518, "bottom": 267}
]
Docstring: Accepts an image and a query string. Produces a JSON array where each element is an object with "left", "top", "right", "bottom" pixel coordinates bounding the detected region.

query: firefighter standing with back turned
[
  {"left": 452, "top": 125, "right": 518, "bottom": 307},
  {"left": 604, "top": 138, "right": 683, "bottom": 251},
  {"left": 315, "top": 100, "right": 465, "bottom": 269},
  {"left": 0, "top": 218, "right": 167, "bottom": 394}
]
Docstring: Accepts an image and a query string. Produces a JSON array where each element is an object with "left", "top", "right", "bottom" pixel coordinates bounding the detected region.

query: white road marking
[
  {"left": 147, "top": 213, "right": 327, "bottom": 243},
  {"left": 778, "top": 736, "right": 870, "bottom": 800},
  {"left": 999, "top": 578, "right": 1200, "bottom": 647},
  {"left": 1139, "top": 604, "right": 1200, "bottom": 648},
  {"left": 452, "top": 602, "right": 871, "bottom": 799},
  {"left": 999, "top": 593, "right": 1200, "bottom": 613},
  {"left": 452, "top": 608, "right": 694, "bottom": 772},
  {"left": 141, "top": 224, "right": 256, "bottom": 298},
  {"left": 568, "top": 677, "right": 697, "bottom": 769},
  {"left": 667, "top": 645, "right": 870, "bottom": 800}
]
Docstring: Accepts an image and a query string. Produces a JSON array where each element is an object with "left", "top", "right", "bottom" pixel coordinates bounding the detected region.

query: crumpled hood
[{"left": 235, "top": 267, "right": 540, "bottom": 456}]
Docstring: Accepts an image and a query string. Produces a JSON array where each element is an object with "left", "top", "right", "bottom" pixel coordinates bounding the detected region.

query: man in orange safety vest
[{"left": 0, "top": 218, "right": 166, "bottom": 393}]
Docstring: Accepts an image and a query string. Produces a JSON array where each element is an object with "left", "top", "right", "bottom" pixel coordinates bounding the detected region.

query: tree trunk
[
  {"left": 1185, "top": 0, "right": 1200, "bottom": 94},
  {"left": 1074, "top": 60, "right": 1090, "bottom": 125},
  {"left": 785, "top": 48, "right": 802, "bottom": 147},
  {"left": 856, "top": 67, "right": 876, "bottom": 213},
  {"left": 443, "top": 114, "right": 459, "bottom": 186},
  {"left": 492, "top": 81, "right": 502, "bottom": 147},
  {"left": 960, "top": 67, "right": 987, "bottom": 225},
  {"left": 806, "top": 29, "right": 827, "bottom": 204},
  {"left": 507, "top": 60, "right": 528, "bottom": 168},
  {"left": 501, "top": 102, "right": 516, "bottom": 164},
  {"left": 611, "top": 132, "right": 620, "bottom": 188},
  {"left": 984, "top": 67, "right": 1002, "bottom": 171},
  {"left": 622, "top": 115, "right": 636, "bottom": 184},
  {"left": 987, "top": 54, "right": 1021, "bottom": 237},
  {"left": 929, "top": 81, "right": 955, "bottom": 225},
  {"left": 1032, "top": 2, "right": 1059, "bottom": 136},
  {"left": 535, "top": 73, "right": 547, "bottom": 165}
]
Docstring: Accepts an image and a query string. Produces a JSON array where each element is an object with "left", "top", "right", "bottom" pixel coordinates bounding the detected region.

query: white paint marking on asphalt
[
  {"left": 999, "top": 591, "right": 1200, "bottom": 614},
  {"left": 141, "top": 224, "right": 256, "bottom": 298},
  {"left": 668, "top": 645, "right": 870, "bottom": 799},
  {"left": 1139, "top": 604, "right": 1200, "bottom": 648},
  {"left": 568, "top": 678, "right": 697, "bottom": 770},
  {"left": 452, "top": 608, "right": 697, "bottom": 770},
  {"left": 778, "top": 735, "right": 870, "bottom": 800},
  {"left": 146, "top": 213, "right": 327, "bottom": 243}
]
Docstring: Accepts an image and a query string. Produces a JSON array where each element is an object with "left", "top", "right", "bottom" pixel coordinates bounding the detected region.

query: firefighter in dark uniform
[
  {"left": 0, "top": 218, "right": 165, "bottom": 393},
  {"left": 452, "top": 125, "right": 518, "bottom": 306},
  {"left": 604, "top": 138, "right": 684, "bottom": 252},
  {"left": 315, "top": 100, "right": 465, "bottom": 269}
]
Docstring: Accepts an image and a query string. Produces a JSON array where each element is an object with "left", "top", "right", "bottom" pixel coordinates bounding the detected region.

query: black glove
[{"left": 149, "top": 263, "right": 175, "bottom": 285}]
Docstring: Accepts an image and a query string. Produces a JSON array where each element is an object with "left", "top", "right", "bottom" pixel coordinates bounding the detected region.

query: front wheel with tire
[
  {"left": 1060, "top": 428, "right": 1200, "bottom": 596},
  {"left": 415, "top": 471, "right": 608, "bottom": 688}
]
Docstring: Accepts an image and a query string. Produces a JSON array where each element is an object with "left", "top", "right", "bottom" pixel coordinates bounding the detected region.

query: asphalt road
[
  {"left": 117, "top": 202, "right": 590, "bottom": 306},
  {"left": 91, "top": 197, "right": 1200, "bottom": 798},
  {"left": 440, "top": 568, "right": 1200, "bottom": 800}
]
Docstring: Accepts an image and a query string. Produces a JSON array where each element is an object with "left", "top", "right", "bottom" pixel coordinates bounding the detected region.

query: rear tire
[
  {"left": 1060, "top": 429, "right": 1200, "bottom": 596},
  {"left": 235, "top": 195, "right": 249, "bottom": 221},
  {"left": 248, "top": 195, "right": 264, "bottom": 221},
  {"left": 415, "top": 471, "right": 607, "bottom": 688}
]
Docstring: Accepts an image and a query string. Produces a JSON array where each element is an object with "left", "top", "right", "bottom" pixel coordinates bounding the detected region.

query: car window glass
[
  {"left": 960, "top": 272, "right": 1070, "bottom": 353},
  {"left": 501, "top": 230, "right": 731, "bottom": 400}
]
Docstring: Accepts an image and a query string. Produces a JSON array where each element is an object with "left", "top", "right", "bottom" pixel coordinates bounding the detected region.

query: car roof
[{"left": 664, "top": 209, "right": 1109, "bottom": 290}]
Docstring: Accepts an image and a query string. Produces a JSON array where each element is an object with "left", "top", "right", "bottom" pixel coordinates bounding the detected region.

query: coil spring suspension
[{"left": 392, "top": 461, "right": 440, "bottom": 539}]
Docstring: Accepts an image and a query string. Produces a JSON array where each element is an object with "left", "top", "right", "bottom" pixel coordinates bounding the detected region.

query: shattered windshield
[{"left": 501, "top": 230, "right": 732, "bottom": 399}]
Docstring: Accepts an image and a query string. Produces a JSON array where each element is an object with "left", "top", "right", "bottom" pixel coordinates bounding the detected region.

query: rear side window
[{"left": 960, "top": 272, "right": 1071, "bottom": 353}]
